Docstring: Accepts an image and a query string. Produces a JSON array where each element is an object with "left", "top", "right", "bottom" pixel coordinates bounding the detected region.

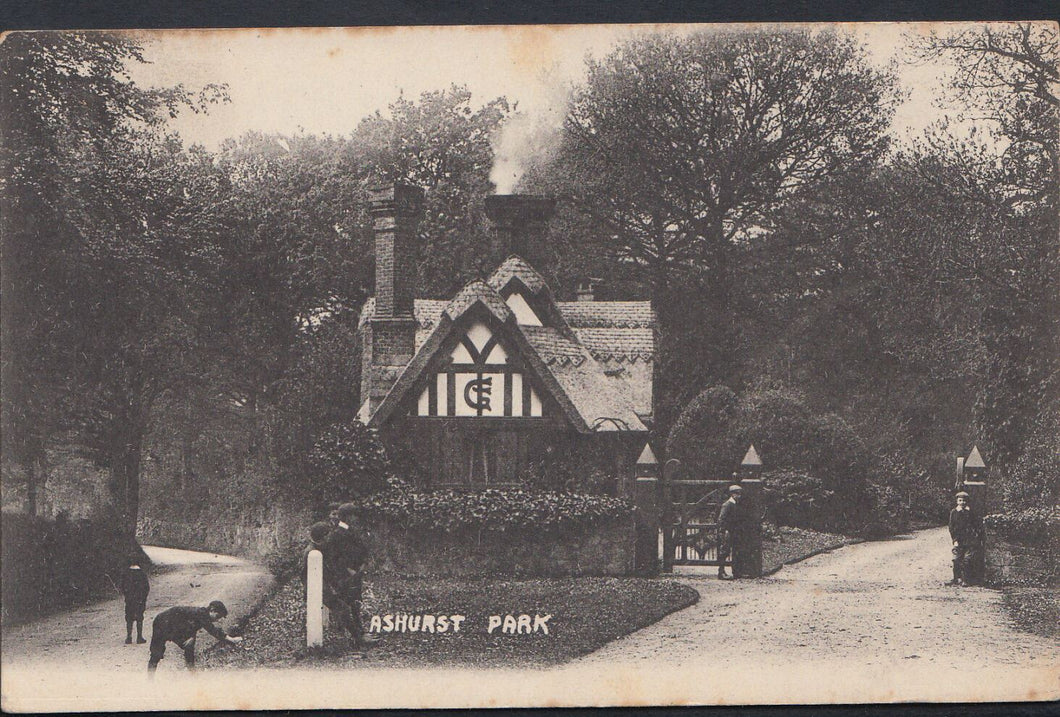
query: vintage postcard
[{"left": 1, "top": 21, "right": 1057, "bottom": 711}]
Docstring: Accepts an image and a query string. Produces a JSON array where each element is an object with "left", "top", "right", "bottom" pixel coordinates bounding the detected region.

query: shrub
[
  {"left": 352, "top": 487, "right": 635, "bottom": 534},
  {"left": 666, "top": 385, "right": 740, "bottom": 477},
  {"left": 305, "top": 421, "right": 391, "bottom": 508},
  {"left": 761, "top": 469, "right": 836, "bottom": 531},
  {"left": 518, "top": 438, "right": 621, "bottom": 495},
  {"left": 986, "top": 505, "right": 1060, "bottom": 547},
  {"left": 1, "top": 511, "right": 138, "bottom": 625}
]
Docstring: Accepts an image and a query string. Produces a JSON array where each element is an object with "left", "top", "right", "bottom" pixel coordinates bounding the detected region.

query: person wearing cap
[
  {"left": 320, "top": 503, "right": 380, "bottom": 649},
  {"left": 716, "top": 484, "right": 743, "bottom": 580},
  {"left": 301, "top": 521, "right": 333, "bottom": 595},
  {"left": 147, "top": 600, "right": 243, "bottom": 673},
  {"left": 948, "top": 491, "right": 983, "bottom": 586},
  {"left": 120, "top": 557, "right": 150, "bottom": 644}
]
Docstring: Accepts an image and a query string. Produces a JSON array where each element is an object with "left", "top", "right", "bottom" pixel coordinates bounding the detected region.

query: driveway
[
  {"left": 2, "top": 545, "right": 273, "bottom": 710},
  {"left": 566, "top": 526, "right": 1059, "bottom": 704},
  {"left": 2, "top": 529, "right": 1056, "bottom": 710}
]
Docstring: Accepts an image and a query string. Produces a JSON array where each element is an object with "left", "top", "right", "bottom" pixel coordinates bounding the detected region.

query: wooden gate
[{"left": 663, "top": 479, "right": 731, "bottom": 568}]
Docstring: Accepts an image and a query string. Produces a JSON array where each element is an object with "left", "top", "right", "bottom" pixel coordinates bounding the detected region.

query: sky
[{"left": 123, "top": 22, "right": 981, "bottom": 181}]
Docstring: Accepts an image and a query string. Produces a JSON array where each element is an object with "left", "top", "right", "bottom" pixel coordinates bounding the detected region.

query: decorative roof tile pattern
[
  {"left": 524, "top": 331, "right": 646, "bottom": 432},
  {"left": 487, "top": 255, "right": 549, "bottom": 294},
  {"left": 556, "top": 301, "right": 655, "bottom": 329},
  {"left": 520, "top": 326, "right": 586, "bottom": 366},
  {"left": 573, "top": 327, "right": 655, "bottom": 362}
]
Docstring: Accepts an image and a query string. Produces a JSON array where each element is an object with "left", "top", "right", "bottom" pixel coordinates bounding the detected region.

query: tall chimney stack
[
  {"left": 370, "top": 182, "right": 423, "bottom": 319},
  {"left": 363, "top": 182, "right": 424, "bottom": 414},
  {"left": 484, "top": 194, "right": 556, "bottom": 266}
]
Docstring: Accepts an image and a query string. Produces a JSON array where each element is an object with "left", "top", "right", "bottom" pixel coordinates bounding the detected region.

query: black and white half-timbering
[{"left": 1, "top": 20, "right": 1057, "bottom": 712}]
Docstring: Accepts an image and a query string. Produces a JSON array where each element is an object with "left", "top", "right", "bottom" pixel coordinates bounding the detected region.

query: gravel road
[
  {"left": 2, "top": 529, "right": 1056, "bottom": 710},
  {"left": 2, "top": 544, "right": 273, "bottom": 706},
  {"left": 567, "top": 526, "right": 1059, "bottom": 703}
]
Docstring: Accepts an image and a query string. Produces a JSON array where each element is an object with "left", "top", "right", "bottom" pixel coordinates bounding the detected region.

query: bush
[
  {"left": 305, "top": 421, "right": 391, "bottom": 508},
  {"left": 352, "top": 487, "right": 635, "bottom": 534},
  {"left": 986, "top": 505, "right": 1060, "bottom": 546},
  {"left": 761, "top": 469, "right": 836, "bottom": 531},
  {"left": 1, "top": 511, "right": 139, "bottom": 625},
  {"left": 518, "top": 438, "right": 622, "bottom": 495},
  {"left": 667, "top": 385, "right": 740, "bottom": 477}
]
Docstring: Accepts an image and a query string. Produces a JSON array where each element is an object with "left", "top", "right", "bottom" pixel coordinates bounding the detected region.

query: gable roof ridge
[
  {"left": 443, "top": 279, "right": 512, "bottom": 323},
  {"left": 487, "top": 255, "right": 549, "bottom": 295}
]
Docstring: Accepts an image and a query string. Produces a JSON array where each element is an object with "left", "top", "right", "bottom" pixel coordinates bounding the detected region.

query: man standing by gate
[
  {"left": 948, "top": 491, "right": 983, "bottom": 586},
  {"left": 717, "top": 484, "right": 742, "bottom": 580}
]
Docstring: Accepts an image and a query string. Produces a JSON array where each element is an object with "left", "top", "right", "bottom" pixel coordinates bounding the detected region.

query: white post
[{"left": 306, "top": 549, "right": 323, "bottom": 647}]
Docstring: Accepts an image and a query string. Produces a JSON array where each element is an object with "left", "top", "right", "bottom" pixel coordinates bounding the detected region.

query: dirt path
[
  {"left": 2, "top": 545, "right": 273, "bottom": 704},
  {"left": 566, "top": 526, "right": 1059, "bottom": 703},
  {"left": 1, "top": 529, "right": 1056, "bottom": 710}
]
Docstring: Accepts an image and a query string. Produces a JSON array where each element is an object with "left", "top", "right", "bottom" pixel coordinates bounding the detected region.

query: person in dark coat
[
  {"left": 948, "top": 491, "right": 983, "bottom": 586},
  {"left": 147, "top": 600, "right": 242, "bottom": 673},
  {"left": 320, "top": 503, "right": 380, "bottom": 649},
  {"left": 716, "top": 484, "right": 742, "bottom": 580},
  {"left": 120, "top": 559, "right": 150, "bottom": 644}
]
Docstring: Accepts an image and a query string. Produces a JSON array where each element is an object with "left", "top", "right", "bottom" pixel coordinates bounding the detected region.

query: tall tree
[
  {"left": 1, "top": 31, "right": 225, "bottom": 532},
  {"left": 529, "top": 28, "right": 896, "bottom": 426},
  {"left": 911, "top": 23, "right": 1059, "bottom": 484}
]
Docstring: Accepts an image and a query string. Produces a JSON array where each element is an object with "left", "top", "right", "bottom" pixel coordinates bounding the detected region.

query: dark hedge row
[
  {"left": 986, "top": 506, "right": 1060, "bottom": 547},
  {"left": 1, "top": 512, "right": 141, "bottom": 625},
  {"left": 353, "top": 487, "right": 635, "bottom": 533}
]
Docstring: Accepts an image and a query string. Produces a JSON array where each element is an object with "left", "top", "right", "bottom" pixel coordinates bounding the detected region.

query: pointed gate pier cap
[
  {"left": 741, "top": 444, "right": 762, "bottom": 468},
  {"left": 635, "top": 443, "right": 659, "bottom": 479},
  {"left": 965, "top": 445, "right": 986, "bottom": 469}
]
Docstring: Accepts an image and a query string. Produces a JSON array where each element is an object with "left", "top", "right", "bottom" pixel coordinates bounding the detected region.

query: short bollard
[{"left": 306, "top": 549, "right": 323, "bottom": 647}]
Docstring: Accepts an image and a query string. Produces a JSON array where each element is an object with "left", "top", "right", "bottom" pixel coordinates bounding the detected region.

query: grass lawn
[
  {"left": 762, "top": 525, "right": 860, "bottom": 574},
  {"left": 1002, "top": 585, "right": 1059, "bottom": 640},
  {"left": 202, "top": 574, "right": 698, "bottom": 669}
]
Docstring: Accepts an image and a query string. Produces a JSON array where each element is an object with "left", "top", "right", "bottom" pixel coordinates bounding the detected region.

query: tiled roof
[
  {"left": 443, "top": 280, "right": 513, "bottom": 323},
  {"left": 543, "top": 350, "right": 648, "bottom": 432},
  {"left": 556, "top": 301, "right": 655, "bottom": 329},
  {"left": 487, "top": 255, "right": 548, "bottom": 294},
  {"left": 358, "top": 272, "right": 655, "bottom": 430},
  {"left": 520, "top": 326, "right": 586, "bottom": 366},
  {"left": 572, "top": 327, "right": 655, "bottom": 362}
]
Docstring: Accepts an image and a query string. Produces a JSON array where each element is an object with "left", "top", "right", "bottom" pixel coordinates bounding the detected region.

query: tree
[
  {"left": 528, "top": 28, "right": 896, "bottom": 428},
  {"left": 1, "top": 31, "right": 225, "bottom": 533},
  {"left": 347, "top": 85, "right": 510, "bottom": 295},
  {"left": 910, "top": 23, "right": 1059, "bottom": 489}
]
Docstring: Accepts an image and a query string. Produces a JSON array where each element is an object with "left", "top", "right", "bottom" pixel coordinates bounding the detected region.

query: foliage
[
  {"left": 354, "top": 487, "right": 634, "bottom": 534},
  {"left": 666, "top": 385, "right": 740, "bottom": 477},
  {"left": 306, "top": 421, "right": 392, "bottom": 507},
  {"left": 761, "top": 469, "right": 836, "bottom": 531},
  {"left": 526, "top": 28, "right": 897, "bottom": 431},
  {"left": 0, "top": 32, "right": 228, "bottom": 534},
  {"left": 1, "top": 511, "right": 140, "bottom": 625},
  {"left": 985, "top": 505, "right": 1060, "bottom": 547}
]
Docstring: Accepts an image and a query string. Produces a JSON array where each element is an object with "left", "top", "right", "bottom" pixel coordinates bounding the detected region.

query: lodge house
[{"left": 356, "top": 184, "right": 656, "bottom": 495}]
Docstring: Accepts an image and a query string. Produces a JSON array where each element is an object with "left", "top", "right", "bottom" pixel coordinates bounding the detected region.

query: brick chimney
[
  {"left": 484, "top": 194, "right": 555, "bottom": 266},
  {"left": 362, "top": 182, "right": 424, "bottom": 415}
]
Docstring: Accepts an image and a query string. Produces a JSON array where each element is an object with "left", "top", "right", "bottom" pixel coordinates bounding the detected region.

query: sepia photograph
[{"left": 1, "top": 19, "right": 1058, "bottom": 711}]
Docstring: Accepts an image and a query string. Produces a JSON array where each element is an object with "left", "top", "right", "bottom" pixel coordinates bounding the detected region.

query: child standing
[{"left": 120, "top": 559, "right": 150, "bottom": 644}]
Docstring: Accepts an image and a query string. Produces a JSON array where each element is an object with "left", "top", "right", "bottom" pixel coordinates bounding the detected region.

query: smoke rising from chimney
[{"left": 489, "top": 74, "right": 572, "bottom": 194}]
